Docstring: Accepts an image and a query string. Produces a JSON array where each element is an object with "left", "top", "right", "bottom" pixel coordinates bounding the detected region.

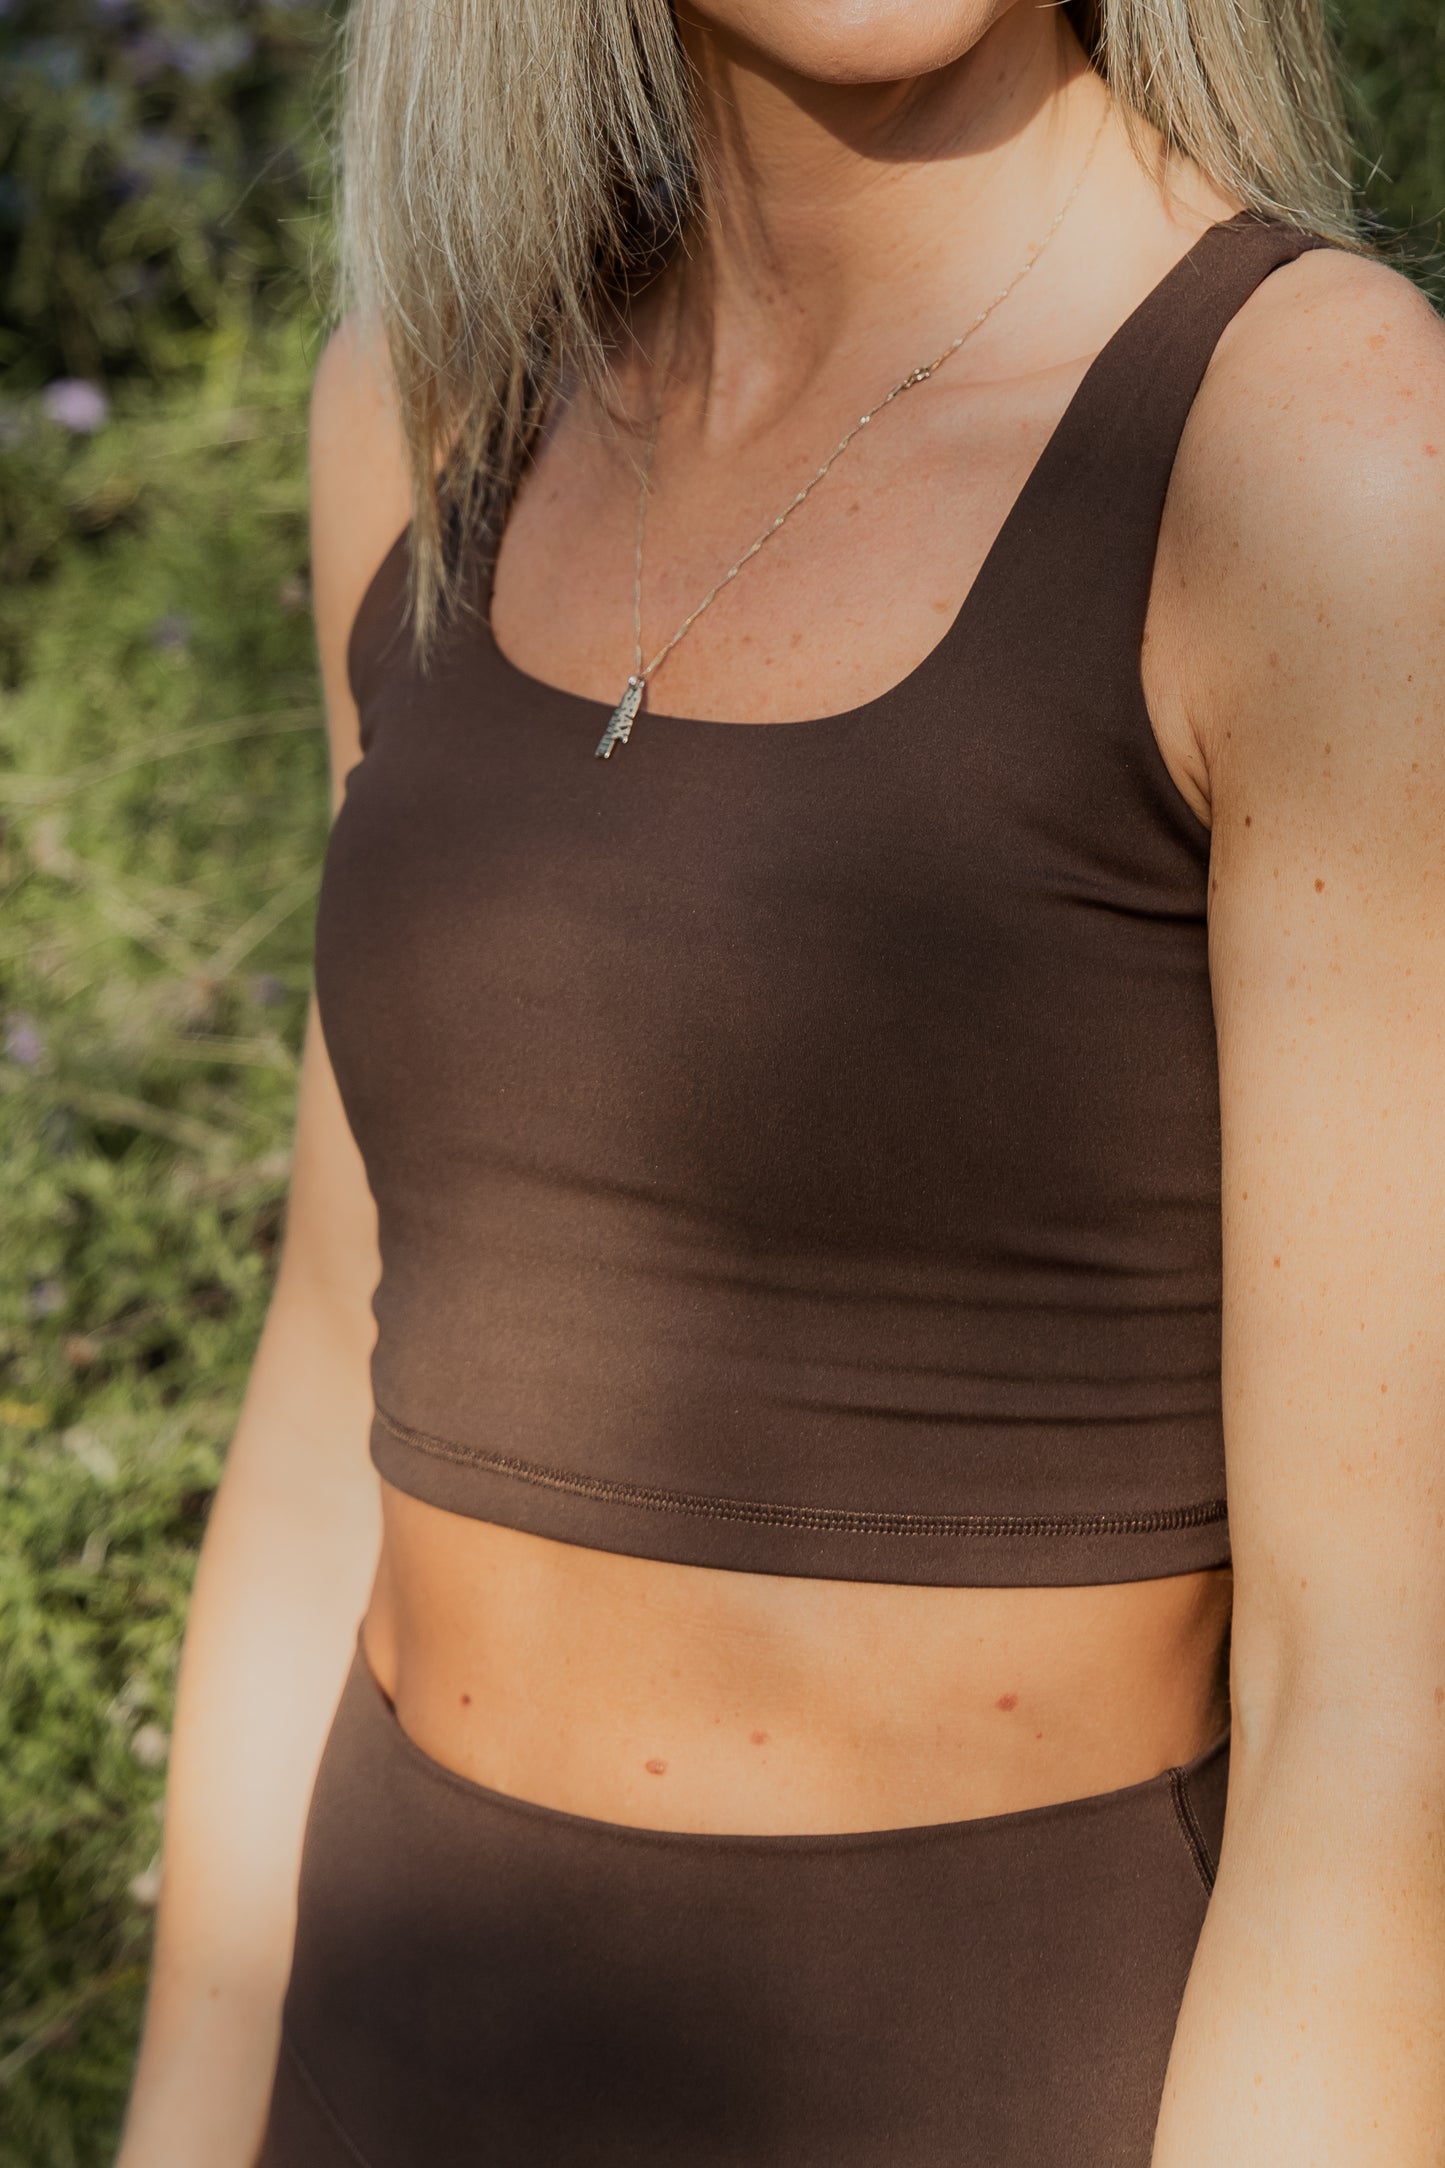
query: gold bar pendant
[{"left": 595, "top": 675, "right": 645, "bottom": 759}]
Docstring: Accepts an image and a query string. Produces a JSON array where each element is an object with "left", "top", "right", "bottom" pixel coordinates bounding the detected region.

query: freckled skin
[{"left": 750, "top": 1730, "right": 769, "bottom": 1746}]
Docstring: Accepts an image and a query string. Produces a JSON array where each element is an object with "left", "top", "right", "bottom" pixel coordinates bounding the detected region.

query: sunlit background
[{"left": 0, "top": 3, "right": 1441, "bottom": 2160}]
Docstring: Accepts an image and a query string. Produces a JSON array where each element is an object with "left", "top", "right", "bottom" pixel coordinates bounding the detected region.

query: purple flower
[
  {"left": 26, "top": 1279, "right": 66, "bottom": 1321},
  {"left": 41, "top": 379, "right": 109, "bottom": 434},
  {"left": 4, "top": 1012, "right": 44, "bottom": 1067},
  {"left": 150, "top": 612, "right": 193, "bottom": 652},
  {"left": 115, "top": 130, "right": 187, "bottom": 186},
  {"left": 119, "top": 32, "right": 173, "bottom": 85},
  {"left": 81, "top": 87, "right": 123, "bottom": 128},
  {"left": 18, "top": 39, "right": 84, "bottom": 91},
  {"left": 169, "top": 29, "right": 254, "bottom": 83}
]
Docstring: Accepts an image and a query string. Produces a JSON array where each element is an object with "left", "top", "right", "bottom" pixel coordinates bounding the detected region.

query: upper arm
[
  {"left": 1181, "top": 252, "right": 1445, "bottom": 1735},
  {"left": 308, "top": 312, "right": 413, "bottom": 810},
  {"left": 262, "top": 319, "right": 413, "bottom": 1340}
]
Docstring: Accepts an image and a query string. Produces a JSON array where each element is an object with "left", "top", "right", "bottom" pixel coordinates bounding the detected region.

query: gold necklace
[{"left": 595, "top": 100, "right": 1110, "bottom": 760}]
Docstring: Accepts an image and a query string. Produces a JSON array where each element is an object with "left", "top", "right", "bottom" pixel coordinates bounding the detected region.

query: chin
[{"left": 678, "top": 0, "right": 1012, "bottom": 85}]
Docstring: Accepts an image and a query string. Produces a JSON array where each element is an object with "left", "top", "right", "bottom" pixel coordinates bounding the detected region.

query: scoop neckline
[{"left": 473, "top": 209, "right": 1255, "bottom": 739}]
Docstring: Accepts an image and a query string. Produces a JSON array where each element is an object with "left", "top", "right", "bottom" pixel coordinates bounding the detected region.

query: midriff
[{"left": 361, "top": 1478, "right": 1233, "bottom": 1835}]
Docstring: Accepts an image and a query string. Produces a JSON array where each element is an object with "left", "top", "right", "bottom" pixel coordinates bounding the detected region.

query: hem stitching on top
[
  {"left": 373, "top": 1403, "right": 1228, "bottom": 1543},
  {"left": 1168, "top": 1766, "right": 1219, "bottom": 1895},
  {"left": 274, "top": 2029, "right": 376, "bottom": 2168}
]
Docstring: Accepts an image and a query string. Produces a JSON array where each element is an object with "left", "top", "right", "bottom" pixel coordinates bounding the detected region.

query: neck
[{"left": 661, "top": 6, "right": 1107, "bottom": 428}]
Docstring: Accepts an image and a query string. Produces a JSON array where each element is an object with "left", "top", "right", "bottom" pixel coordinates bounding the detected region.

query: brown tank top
[{"left": 318, "top": 211, "right": 1329, "bottom": 1587}]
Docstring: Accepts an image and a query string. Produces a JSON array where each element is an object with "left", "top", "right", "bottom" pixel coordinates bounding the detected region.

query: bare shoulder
[
  {"left": 1163, "top": 243, "right": 1445, "bottom": 793},
  {"left": 1174, "top": 249, "right": 1445, "bottom": 1661},
  {"left": 309, "top": 312, "right": 413, "bottom": 791}
]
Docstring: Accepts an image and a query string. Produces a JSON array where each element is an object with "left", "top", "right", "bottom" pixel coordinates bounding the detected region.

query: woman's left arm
[{"left": 1151, "top": 250, "right": 1445, "bottom": 2164}]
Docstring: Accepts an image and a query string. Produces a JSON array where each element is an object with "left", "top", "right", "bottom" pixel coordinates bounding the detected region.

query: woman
[{"left": 118, "top": 2, "right": 1445, "bottom": 2163}]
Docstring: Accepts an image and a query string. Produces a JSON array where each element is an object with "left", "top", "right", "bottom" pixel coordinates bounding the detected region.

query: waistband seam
[{"left": 373, "top": 1402, "right": 1228, "bottom": 1544}]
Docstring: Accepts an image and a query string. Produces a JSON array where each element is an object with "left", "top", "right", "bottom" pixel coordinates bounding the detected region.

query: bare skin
[
  {"left": 367, "top": 1501, "right": 1232, "bottom": 1834},
  {"left": 119, "top": 1, "right": 1445, "bottom": 2163}
]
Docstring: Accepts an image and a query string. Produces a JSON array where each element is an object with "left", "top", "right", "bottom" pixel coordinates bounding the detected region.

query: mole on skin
[
  {"left": 996, "top": 1693, "right": 1019, "bottom": 1713},
  {"left": 750, "top": 1730, "right": 769, "bottom": 1746},
  {"left": 645, "top": 1757, "right": 668, "bottom": 1776}
]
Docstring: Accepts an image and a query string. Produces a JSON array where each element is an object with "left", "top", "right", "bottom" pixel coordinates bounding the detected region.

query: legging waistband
[{"left": 258, "top": 1627, "right": 1230, "bottom": 2168}]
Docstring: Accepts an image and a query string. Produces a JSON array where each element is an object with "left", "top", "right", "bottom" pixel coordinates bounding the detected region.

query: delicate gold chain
[{"left": 595, "top": 99, "right": 1111, "bottom": 758}]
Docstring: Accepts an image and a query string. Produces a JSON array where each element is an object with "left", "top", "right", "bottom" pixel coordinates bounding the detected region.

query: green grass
[
  {"left": 2, "top": 10, "right": 1444, "bottom": 2159},
  {"left": 0, "top": 316, "right": 325, "bottom": 2165}
]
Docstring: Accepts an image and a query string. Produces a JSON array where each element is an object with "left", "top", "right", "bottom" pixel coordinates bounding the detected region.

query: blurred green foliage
[
  {"left": 0, "top": 322, "right": 323, "bottom": 2167},
  {"left": 1339, "top": 0, "right": 1445, "bottom": 284},
  {"left": 0, "top": 0, "right": 335, "bottom": 389},
  {"left": 0, "top": 2, "right": 1441, "bottom": 2163}
]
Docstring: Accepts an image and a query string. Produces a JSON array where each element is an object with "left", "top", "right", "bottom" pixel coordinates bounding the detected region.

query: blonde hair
[{"left": 336, "top": 0, "right": 1360, "bottom": 652}]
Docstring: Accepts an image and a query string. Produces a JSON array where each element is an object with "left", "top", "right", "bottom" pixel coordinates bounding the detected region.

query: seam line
[
  {"left": 373, "top": 1404, "right": 1228, "bottom": 1543},
  {"left": 1168, "top": 1767, "right": 1218, "bottom": 1896},
  {"left": 274, "top": 2029, "right": 376, "bottom": 2168}
]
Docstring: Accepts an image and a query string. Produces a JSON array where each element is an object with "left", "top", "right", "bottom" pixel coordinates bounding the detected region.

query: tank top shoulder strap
[
  {"left": 345, "top": 491, "right": 500, "bottom": 740},
  {"left": 965, "top": 210, "right": 1336, "bottom": 701}
]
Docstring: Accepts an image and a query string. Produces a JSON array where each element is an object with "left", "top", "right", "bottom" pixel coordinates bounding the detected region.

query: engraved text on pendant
[{"left": 595, "top": 676, "right": 645, "bottom": 759}]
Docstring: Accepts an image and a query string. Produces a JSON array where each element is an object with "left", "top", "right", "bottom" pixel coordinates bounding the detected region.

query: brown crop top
[{"left": 316, "top": 211, "right": 1329, "bottom": 1587}]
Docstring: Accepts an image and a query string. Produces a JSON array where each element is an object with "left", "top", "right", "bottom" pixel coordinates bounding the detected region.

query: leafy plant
[
  {"left": 0, "top": 0, "right": 335, "bottom": 390},
  {"left": 0, "top": 319, "right": 325, "bottom": 2167}
]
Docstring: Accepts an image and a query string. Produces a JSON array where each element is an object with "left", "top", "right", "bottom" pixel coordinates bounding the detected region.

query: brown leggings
[{"left": 257, "top": 1632, "right": 1227, "bottom": 2168}]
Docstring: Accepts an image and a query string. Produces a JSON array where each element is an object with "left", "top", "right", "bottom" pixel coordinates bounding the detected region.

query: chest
[
  {"left": 323, "top": 591, "right": 1218, "bottom": 1269},
  {"left": 489, "top": 356, "right": 1204, "bottom": 809}
]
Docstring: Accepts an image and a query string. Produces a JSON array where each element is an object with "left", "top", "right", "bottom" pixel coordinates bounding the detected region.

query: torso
[
  {"left": 363, "top": 1498, "right": 1231, "bottom": 1833},
  {"left": 354, "top": 191, "right": 1309, "bottom": 1836}
]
